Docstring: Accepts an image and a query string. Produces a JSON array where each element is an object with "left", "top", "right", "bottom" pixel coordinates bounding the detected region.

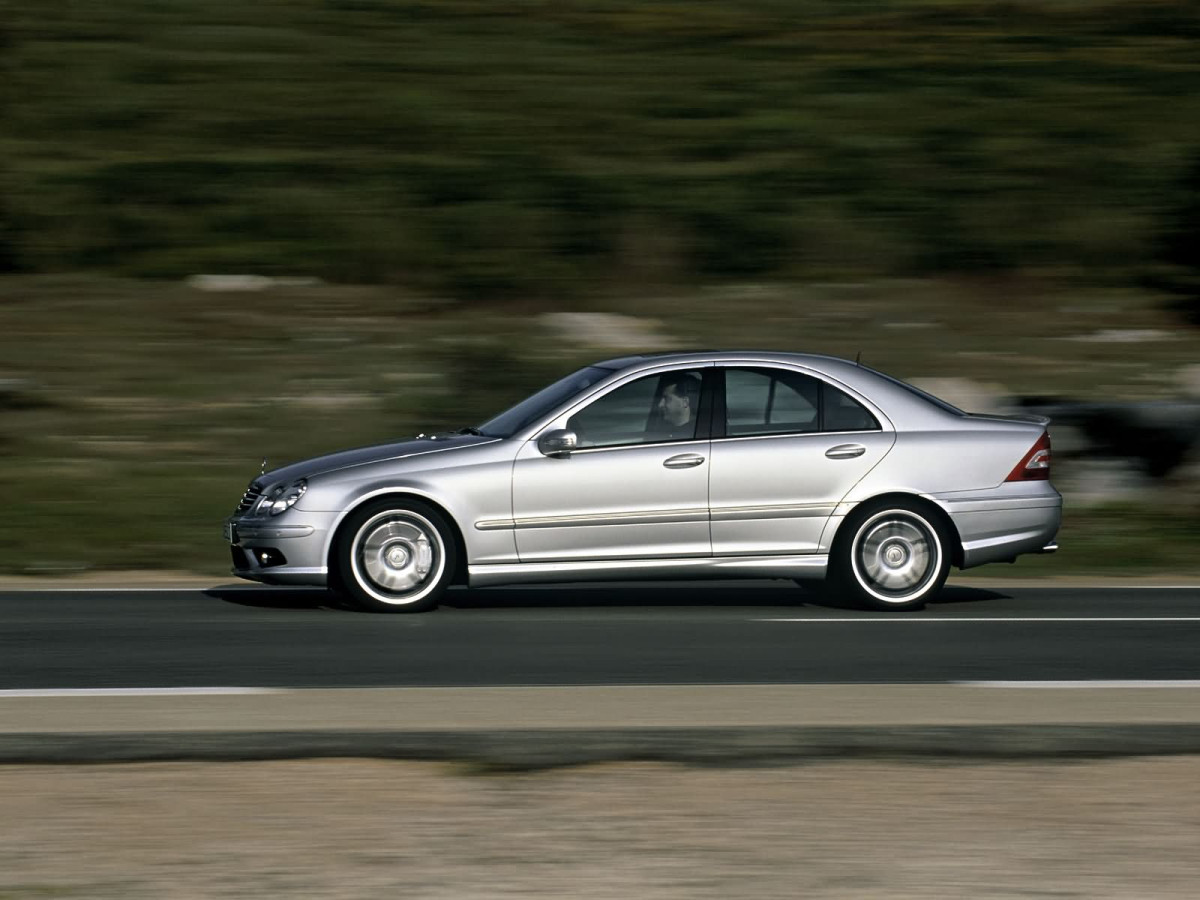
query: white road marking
[
  {"left": 0, "top": 688, "right": 279, "bottom": 698},
  {"left": 4, "top": 683, "right": 1200, "bottom": 698},
  {"left": 0, "top": 587, "right": 326, "bottom": 593},
  {"left": 757, "top": 617, "right": 1200, "bottom": 623},
  {"left": 960, "top": 681, "right": 1200, "bottom": 689},
  {"left": 2, "top": 584, "right": 1199, "bottom": 592},
  {"left": 2, "top": 588, "right": 223, "bottom": 594}
]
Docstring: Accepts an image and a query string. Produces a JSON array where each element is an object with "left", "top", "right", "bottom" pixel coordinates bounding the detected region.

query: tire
[
  {"left": 828, "top": 500, "right": 951, "bottom": 611},
  {"left": 331, "top": 498, "right": 457, "bottom": 613}
]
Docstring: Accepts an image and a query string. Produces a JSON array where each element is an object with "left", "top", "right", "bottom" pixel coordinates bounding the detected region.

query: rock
[
  {"left": 1178, "top": 365, "right": 1200, "bottom": 399},
  {"left": 1162, "top": 443, "right": 1200, "bottom": 510},
  {"left": 187, "top": 275, "right": 274, "bottom": 292},
  {"left": 1055, "top": 459, "right": 1157, "bottom": 508},
  {"left": 0, "top": 378, "right": 50, "bottom": 410},
  {"left": 187, "top": 275, "right": 322, "bottom": 292},
  {"left": 1046, "top": 423, "right": 1089, "bottom": 458},
  {"left": 287, "top": 393, "right": 376, "bottom": 410},
  {"left": 1016, "top": 398, "right": 1200, "bottom": 478},
  {"left": 1061, "top": 329, "right": 1176, "bottom": 343},
  {"left": 907, "top": 378, "right": 1009, "bottom": 415},
  {"left": 539, "top": 313, "right": 678, "bottom": 350}
]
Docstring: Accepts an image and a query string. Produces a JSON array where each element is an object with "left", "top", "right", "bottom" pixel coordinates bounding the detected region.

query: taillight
[{"left": 1005, "top": 431, "right": 1051, "bottom": 482}]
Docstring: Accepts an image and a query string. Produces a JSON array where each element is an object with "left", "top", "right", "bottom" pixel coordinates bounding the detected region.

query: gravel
[{"left": 3, "top": 757, "right": 1199, "bottom": 898}]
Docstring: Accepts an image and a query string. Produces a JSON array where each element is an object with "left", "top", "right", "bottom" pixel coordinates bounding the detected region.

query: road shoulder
[{"left": 6, "top": 685, "right": 1200, "bottom": 765}]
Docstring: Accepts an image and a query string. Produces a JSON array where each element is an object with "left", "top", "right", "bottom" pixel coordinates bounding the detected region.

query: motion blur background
[{"left": 2, "top": 0, "right": 1199, "bottom": 577}]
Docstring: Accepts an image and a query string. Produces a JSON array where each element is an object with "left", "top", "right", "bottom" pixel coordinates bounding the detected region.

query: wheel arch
[
  {"left": 326, "top": 490, "right": 470, "bottom": 586},
  {"left": 830, "top": 491, "right": 964, "bottom": 569}
]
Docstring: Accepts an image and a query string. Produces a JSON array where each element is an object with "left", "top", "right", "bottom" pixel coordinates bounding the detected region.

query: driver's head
[{"left": 658, "top": 373, "right": 700, "bottom": 426}]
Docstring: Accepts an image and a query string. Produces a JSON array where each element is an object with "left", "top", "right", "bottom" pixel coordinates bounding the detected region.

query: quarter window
[{"left": 824, "top": 383, "right": 880, "bottom": 431}]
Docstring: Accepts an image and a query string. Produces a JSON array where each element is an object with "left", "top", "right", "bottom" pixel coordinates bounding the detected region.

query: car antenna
[{"left": 855, "top": 350, "right": 862, "bottom": 366}]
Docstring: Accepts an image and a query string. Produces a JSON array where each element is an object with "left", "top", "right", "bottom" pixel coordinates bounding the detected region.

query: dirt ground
[{"left": 3, "top": 757, "right": 1199, "bottom": 899}]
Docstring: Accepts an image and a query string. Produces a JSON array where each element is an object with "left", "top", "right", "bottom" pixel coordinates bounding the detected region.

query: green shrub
[{"left": 4, "top": 0, "right": 1199, "bottom": 295}]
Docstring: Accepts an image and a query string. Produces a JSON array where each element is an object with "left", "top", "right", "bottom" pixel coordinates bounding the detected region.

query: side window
[
  {"left": 568, "top": 370, "right": 704, "bottom": 448},
  {"left": 822, "top": 383, "right": 880, "bottom": 432},
  {"left": 725, "top": 369, "right": 819, "bottom": 436},
  {"left": 725, "top": 370, "right": 772, "bottom": 432},
  {"left": 722, "top": 368, "right": 881, "bottom": 437}
]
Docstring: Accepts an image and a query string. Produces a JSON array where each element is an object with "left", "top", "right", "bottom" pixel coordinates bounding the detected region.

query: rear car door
[{"left": 708, "top": 366, "right": 895, "bottom": 555}]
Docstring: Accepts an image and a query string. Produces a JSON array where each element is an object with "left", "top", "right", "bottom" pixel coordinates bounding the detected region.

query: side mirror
[{"left": 537, "top": 428, "right": 578, "bottom": 458}]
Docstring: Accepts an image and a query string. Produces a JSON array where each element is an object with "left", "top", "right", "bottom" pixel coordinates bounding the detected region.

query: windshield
[{"left": 478, "top": 365, "right": 615, "bottom": 438}]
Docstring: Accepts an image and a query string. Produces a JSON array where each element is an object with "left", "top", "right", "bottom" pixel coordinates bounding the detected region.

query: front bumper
[{"left": 223, "top": 512, "right": 336, "bottom": 586}]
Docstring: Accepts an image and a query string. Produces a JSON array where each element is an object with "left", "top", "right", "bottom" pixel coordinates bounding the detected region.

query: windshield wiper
[{"left": 456, "top": 426, "right": 485, "bottom": 436}]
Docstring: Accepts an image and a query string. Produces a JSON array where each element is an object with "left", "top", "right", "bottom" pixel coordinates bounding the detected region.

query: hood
[{"left": 252, "top": 433, "right": 497, "bottom": 487}]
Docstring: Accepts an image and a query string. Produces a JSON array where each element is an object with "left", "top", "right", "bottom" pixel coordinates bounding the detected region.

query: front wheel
[
  {"left": 829, "top": 502, "right": 951, "bottom": 611},
  {"left": 331, "top": 499, "right": 456, "bottom": 613}
]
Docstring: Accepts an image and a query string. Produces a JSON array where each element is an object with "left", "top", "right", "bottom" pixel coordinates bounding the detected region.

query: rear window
[{"left": 866, "top": 367, "right": 966, "bottom": 416}]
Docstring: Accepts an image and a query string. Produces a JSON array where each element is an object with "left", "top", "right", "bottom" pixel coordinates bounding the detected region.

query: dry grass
[
  {"left": 2, "top": 757, "right": 1200, "bottom": 898},
  {"left": 2, "top": 274, "right": 1198, "bottom": 576}
]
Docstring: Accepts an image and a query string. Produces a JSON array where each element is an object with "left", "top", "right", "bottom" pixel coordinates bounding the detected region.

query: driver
[{"left": 654, "top": 372, "right": 701, "bottom": 441}]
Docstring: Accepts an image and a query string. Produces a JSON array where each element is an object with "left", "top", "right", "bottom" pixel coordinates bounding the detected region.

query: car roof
[
  {"left": 589, "top": 350, "right": 975, "bottom": 431},
  {"left": 594, "top": 350, "right": 860, "bottom": 371}
]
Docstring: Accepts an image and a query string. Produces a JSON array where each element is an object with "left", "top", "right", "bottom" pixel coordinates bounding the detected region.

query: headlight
[{"left": 255, "top": 479, "right": 307, "bottom": 516}]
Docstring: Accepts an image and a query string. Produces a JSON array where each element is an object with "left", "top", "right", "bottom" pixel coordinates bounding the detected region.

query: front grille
[{"left": 236, "top": 483, "right": 263, "bottom": 514}]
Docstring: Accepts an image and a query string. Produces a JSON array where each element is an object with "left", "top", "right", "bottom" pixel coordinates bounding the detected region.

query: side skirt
[{"left": 467, "top": 554, "right": 829, "bottom": 588}]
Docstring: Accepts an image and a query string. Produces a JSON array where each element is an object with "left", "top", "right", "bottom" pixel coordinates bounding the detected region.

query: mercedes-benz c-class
[{"left": 224, "top": 352, "right": 1060, "bottom": 612}]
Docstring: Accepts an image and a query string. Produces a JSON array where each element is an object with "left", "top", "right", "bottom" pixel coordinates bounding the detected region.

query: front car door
[
  {"left": 512, "top": 366, "right": 714, "bottom": 562},
  {"left": 708, "top": 365, "right": 896, "bottom": 555}
]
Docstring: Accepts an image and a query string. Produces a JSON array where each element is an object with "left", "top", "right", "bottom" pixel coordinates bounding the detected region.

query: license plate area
[{"left": 223, "top": 521, "right": 239, "bottom": 544}]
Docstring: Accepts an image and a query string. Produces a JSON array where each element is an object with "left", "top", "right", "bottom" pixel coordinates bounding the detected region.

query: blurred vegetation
[
  {"left": 1, "top": 275, "right": 1198, "bottom": 576},
  {"left": 2, "top": 2, "right": 1199, "bottom": 578},
  {"left": 3, "top": 0, "right": 1200, "bottom": 298},
  {"left": 1156, "top": 151, "right": 1200, "bottom": 324}
]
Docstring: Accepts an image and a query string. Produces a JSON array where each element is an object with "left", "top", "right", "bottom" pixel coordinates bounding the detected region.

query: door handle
[
  {"left": 663, "top": 453, "right": 705, "bottom": 469},
  {"left": 825, "top": 443, "right": 866, "bottom": 459}
]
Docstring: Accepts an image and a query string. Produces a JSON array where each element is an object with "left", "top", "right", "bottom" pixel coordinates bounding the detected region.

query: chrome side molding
[{"left": 468, "top": 554, "right": 829, "bottom": 587}]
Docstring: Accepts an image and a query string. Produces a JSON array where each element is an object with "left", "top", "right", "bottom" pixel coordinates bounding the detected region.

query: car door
[
  {"left": 708, "top": 366, "right": 895, "bottom": 555},
  {"left": 511, "top": 366, "right": 714, "bottom": 562}
]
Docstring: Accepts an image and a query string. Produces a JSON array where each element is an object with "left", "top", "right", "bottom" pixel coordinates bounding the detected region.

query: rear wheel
[
  {"left": 331, "top": 499, "right": 456, "bottom": 613},
  {"left": 829, "top": 501, "right": 950, "bottom": 611}
]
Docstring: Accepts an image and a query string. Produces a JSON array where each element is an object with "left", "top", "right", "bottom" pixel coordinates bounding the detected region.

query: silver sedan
[{"left": 224, "top": 352, "right": 1060, "bottom": 612}]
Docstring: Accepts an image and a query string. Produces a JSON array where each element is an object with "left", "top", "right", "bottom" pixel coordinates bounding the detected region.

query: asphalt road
[{"left": 3, "top": 581, "right": 1199, "bottom": 690}]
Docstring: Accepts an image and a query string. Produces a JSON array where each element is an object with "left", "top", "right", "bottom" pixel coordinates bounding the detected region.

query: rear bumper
[{"left": 935, "top": 484, "right": 1062, "bottom": 570}]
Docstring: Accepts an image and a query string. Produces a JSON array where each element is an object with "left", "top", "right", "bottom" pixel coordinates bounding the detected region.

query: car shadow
[
  {"left": 805, "top": 583, "right": 1011, "bottom": 611},
  {"left": 441, "top": 580, "right": 1012, "bottom": 611},
  {"left": 203, "top": 580, "right": 1011, "bottom": 612},
  {"left": 929, "top": 584, "right": 1013, "bottom": 607},
  {"left": 204, "top": 585, "right": 345, "bottom": 611},
  {"left": 443, "top": 581, "right": 805, "bottom": 610}
]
